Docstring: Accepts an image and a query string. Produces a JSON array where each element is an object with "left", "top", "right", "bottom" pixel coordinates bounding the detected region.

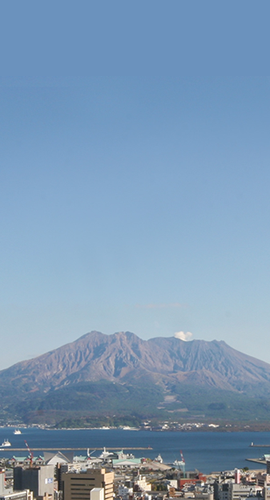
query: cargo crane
[
  {"left": 173, "top": 450, "right": 186, "bottom": 477},
  {"left": 180, "top": 450, "right": 186, "bottom": 477},
  {"left": 87, "top": 448, "right": 97, "bottom": 459},
  {"left": 24, "top": 440, "right": 34, "bottom": 467}
]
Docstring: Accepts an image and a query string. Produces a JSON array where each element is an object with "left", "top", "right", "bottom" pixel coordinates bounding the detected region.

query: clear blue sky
[{"left": 1, "top": 77, "right": 270, "bottom": 368}]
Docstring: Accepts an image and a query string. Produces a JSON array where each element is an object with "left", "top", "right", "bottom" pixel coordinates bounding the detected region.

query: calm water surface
[{"left": 1, "top": 428, "right": 269, "bottom": 474}]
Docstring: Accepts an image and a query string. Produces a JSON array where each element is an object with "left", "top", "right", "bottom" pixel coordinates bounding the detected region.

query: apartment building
[{"left": 61, "top": 468, "right": 114, "bottom": 500}]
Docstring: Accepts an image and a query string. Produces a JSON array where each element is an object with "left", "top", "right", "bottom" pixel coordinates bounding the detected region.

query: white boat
[
  {"left": 99, "top": 447, "right": 115, "bottom": 460},
  {"left": 1, "top": 439, "right": 11, "bottom": 447},
  {"left": 13, "top": 429, "right": 22, "bottom": 435},
  {"left": 173, "top": 459, "right": 185, "bottom": 469},
  {"left": 154, "top": 453, "right": 163, "bottom": 463}
]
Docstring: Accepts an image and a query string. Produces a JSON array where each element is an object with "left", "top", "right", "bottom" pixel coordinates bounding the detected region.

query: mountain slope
[
  {"left": 1, "top": 331, "right": 270, "bottom": 425},
  {"left": 1, "top": 331, "right": 270, "bottom": 393}
]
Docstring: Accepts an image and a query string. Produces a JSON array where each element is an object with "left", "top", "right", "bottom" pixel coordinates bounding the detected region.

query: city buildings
[
  {"left": 61, "top": 468, "right": 114, "bottom": 500},
  {"left": 13, "top": 466, "right": 54, "bottom": 500}
]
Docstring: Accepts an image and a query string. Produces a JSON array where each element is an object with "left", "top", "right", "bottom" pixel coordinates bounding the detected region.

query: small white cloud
[
  {"left": 135, "top": 303, "right": 188, "bottom": 309},
  {"left": 174, "top": 331, "right": 193, "bottom": 341}
]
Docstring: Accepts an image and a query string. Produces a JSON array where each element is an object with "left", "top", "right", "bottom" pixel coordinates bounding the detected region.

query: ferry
[
  {"left": 13, "top": 429, "right": 22, "bottom": 435},
  {"left": 1, "top": 439, "right": 11, "bottom": 447},
  {"left": 122, "top": 426, "right": 139, "bottom": 431}
]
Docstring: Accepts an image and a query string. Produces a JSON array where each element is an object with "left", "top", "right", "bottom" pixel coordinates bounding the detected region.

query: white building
[{"left": 91, "top": 488, "right": 104, "bottom": 500}]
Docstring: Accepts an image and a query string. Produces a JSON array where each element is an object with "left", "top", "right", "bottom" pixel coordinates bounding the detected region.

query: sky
[
  {"left": 0, "top": 0, "right": 270, "bottom": 369},
  {"left": 1, "top": 76, "right": 270, "bottom": 369}
]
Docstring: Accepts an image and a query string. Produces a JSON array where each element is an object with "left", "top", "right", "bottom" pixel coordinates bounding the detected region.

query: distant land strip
[
  {"left": 246, "top": 458, "right": 267, "bottom": 464},
  {"left": 0, "top": 447, "right": 152, "bottom": 452},
  {"left": 250, "top": 444, "right": 270, "bottom": 447}
]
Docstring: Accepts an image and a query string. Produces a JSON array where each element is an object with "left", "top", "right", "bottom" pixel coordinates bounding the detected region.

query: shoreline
[{"left": 3, "top": 425, "right": 270, "bottom": 433}]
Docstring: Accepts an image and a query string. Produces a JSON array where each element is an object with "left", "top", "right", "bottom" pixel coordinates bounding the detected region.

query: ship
[
  {"left": 173, "top": 450, "right": 186, "bottom": 472},
  {"left": 1, "top": 439, "right": 11, "bottom": 447},
  {"left": 173, "top": 459, "right": 185, "bottom": 469},
  {"left": 13, "top": 429, "right": 22, "bottom": 435}
]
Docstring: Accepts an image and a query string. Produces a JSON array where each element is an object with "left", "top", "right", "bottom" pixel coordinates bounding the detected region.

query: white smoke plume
[{"left": 174, "top": 331, "right": 193, "bottom": 341}]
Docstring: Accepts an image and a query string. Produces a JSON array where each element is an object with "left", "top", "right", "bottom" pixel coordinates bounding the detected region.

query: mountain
[{"left": 1, "top": 331, "right": 270, "bottom": 426}]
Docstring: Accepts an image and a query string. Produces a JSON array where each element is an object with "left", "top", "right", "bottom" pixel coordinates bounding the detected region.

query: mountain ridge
[
  {"left": 1, "top": 331, "right": 270, "bottom": 391},
  {"left": 1, "top": 331, "right": 270, "bottom": 425}
]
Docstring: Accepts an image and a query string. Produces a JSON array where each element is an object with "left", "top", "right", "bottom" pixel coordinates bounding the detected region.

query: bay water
[{"left": 1, "top": 428, "right": 269, "bottom": 474}]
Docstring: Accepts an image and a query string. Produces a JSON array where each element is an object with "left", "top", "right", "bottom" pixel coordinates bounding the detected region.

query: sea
[{"left": 0, "top": 428, "right": 269, "bottom": 474}]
